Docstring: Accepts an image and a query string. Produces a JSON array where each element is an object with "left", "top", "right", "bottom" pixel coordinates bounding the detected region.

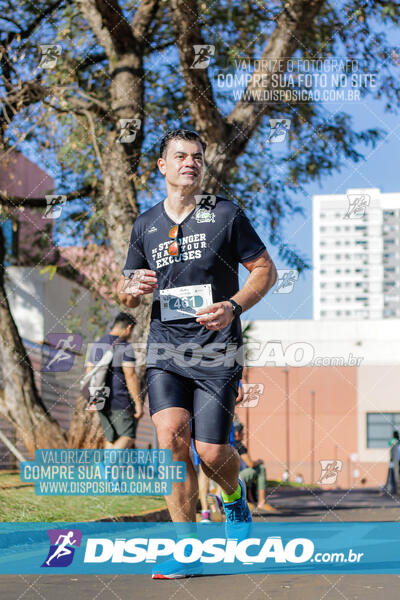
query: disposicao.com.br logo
[
  {"left": 84, "top": 535, "right": 316, "bottom": 565},
  {"left": 83, "top": 535, "right": 364, "bottom": 567},
  {"left": 0, "top": 522, "right": 396, "bottom": 575}
]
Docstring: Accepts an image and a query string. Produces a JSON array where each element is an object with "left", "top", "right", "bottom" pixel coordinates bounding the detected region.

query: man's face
[
  {"left": 120, "top": 325, "right": 132, "bottom": 340},
  {"left": 157, "top": 138, "right": 205, "bottom": 189}
]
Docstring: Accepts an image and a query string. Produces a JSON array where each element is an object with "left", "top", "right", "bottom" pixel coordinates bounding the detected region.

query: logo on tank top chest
[
  {"left": 193, "top": 194, "right": 216, "bottom": 223},
  {"left": 194, "top": 208, "right": 215, "bottom": 223}
]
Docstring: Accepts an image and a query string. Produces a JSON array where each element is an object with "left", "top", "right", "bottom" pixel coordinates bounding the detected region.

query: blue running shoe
[
  {"left": 152, "top": 556, "right": 203, "bottom": 579},
  {"left": 222, "top": 479, "right": 252, "bottom": 540}
]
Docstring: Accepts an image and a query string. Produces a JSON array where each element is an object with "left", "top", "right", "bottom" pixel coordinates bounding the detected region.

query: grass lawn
[{"left": 0, "top": 472, "right": 166, "bottom": 522}]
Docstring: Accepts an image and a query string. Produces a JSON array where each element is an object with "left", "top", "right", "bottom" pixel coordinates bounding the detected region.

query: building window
[{"left": 367, "top": 413, "right": 400, "bottom": 448}]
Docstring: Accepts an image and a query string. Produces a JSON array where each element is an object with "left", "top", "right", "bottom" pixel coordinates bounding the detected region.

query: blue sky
[
  {"left": 16, "top": 22, "right": 398, "bottom": 322},
  {"left": 245, "top": 93, "right": 399, "bottom": 321}
]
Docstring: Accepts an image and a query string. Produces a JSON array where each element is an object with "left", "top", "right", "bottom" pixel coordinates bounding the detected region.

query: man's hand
[
  {"left": 120, "top": 269, "right": 158, "bottom": 297},
  {"left": 195, "top": 301, "right": 234, "bottom": 330},
  {"left": 134, "top": 402, "right": 143, "bottom": 420},
  {"left": 235, "top": 384, "right": 244, "bottom": 405},
  {"left": 117, "top": 270, "right": 158, "bottom": 308}
]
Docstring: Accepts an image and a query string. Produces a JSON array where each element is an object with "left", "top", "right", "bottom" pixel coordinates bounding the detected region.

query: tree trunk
[
  {"left": 67, "top": 394, "right": 105, "bottom": 448},
  {"left": 101, "top": 139, "right": 139, "bottom": 267},
  {"left": 0, "top": 228, "right": 67, "bottom": 456}
]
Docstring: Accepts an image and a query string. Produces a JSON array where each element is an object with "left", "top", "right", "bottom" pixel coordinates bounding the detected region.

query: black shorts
[
  {"left": 147, "top": 368, "right": 239, "bottom": 444},
  {"left": 98, "top": 407, "right": 138, "bottom": 443}
]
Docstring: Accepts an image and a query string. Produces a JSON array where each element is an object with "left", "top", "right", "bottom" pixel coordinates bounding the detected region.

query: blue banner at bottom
[{"left": 0, "top": 522, "right": 399, "bottom": 574}]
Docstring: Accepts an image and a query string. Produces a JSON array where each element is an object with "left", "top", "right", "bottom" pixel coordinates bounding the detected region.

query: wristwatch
[{"left": 229, "top": 299, "right": 243, "bottom": 318}]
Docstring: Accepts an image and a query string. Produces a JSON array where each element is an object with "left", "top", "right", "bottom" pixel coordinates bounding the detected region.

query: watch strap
[{"left": 229, "top": 299, "right": 243, "bottom": 317}]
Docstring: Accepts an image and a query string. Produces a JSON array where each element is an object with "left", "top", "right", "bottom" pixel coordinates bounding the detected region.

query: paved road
[{"left": 1, "top": 488, "right": 399, "bottom": 600}]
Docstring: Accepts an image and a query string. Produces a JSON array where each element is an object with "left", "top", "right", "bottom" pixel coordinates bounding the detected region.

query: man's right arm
[{"left": 118, "top": 220, "right": 158, "bottom": 307}]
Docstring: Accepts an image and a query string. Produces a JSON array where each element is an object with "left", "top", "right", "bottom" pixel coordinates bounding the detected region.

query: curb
[
  {"left": 0, "top": 507, "right": 170, "bottom": 549},
  {"left": 94, "top": 506, "right": 170, "bottom": 523}
]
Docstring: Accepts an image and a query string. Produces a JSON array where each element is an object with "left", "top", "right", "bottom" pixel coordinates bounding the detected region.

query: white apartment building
[{"left": 313, "top": 187, "right": 400, "bottom": 319}]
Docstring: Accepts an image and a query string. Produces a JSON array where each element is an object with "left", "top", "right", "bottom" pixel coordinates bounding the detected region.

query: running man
[
  {"left": 44, "top": 335, "right": 77, "bottom": 371},
  {"left": 45, "top": 531, "right": 77, "bottom": 566},
  {"left": 117, "top": 129, "right": 277, "bottom": 578}
]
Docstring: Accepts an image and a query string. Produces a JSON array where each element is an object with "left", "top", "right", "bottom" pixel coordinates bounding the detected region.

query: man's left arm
[
  {"left": 232, "top": 249, "right": 277, "bottom": 312},
  {"left": 196, "top": 249, "right": 277, "bottom": 330},
  {"left": 122, "top": 365, "right": 143, "bottom": 420}
]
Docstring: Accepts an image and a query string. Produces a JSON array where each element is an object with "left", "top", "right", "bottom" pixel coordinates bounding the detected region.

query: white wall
[
  {"left": 245, "top": 319, "right": 400, "bottom": 367},
  {"left": 5, "top": 267, "right": 115, "bottom": 345},
  {"left": 6, "top": 267, "right": 45, "bottom": 343}
]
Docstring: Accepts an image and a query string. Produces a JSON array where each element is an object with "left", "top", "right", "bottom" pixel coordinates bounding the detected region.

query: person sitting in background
[
  {"left": 281, "top": 469, "right": 289, "bottom": 482},
  {"left": 233, "top": 422, "right": 278, "bottom": 514}
]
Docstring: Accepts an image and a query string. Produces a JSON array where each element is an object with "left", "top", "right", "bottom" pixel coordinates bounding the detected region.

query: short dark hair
[
  {"left": 234, "top": 422, "right": 244, "bottom": 434},
  {"left": 112, "top": 312, "right": 136, "bottom": 329},
  {"left": 159, "top": 129, "right": 207, "bottom": 159}
]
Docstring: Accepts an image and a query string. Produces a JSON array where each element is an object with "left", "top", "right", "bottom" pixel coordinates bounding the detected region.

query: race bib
[{"left": 160, "top": 284, "right": 213, "bottom": 322}]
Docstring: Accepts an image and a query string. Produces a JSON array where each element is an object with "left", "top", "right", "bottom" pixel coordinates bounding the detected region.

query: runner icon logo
[
  {"left": 318, "top": 460, "right": 343, "bottom": 485},
  {"left": 191, "top": 45, "right": 215, "bottom": 69},
  {"left": 42, "top": 529, "right": 82, "bottom": 568},
  {"left": 41, "top": 334, "right": 82, "bottom": 372}
]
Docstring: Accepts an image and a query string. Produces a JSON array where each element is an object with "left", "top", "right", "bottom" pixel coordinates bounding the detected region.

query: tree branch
[
  {"left": 227, "top": 0, "right": 325, "bottom": 151},
  {"left": 0, "top": 78, "right": 49, "bottom": 123},
  {"left": 77, "top": 0, "right": 138, "bottom": 58},
  {"left": 131, "top": 0, "right": 160, "bottom": 49},
  {"left": 5, "top": 0, "right": 65, "bottom": 45},
  {"left": 168, "top": 0, "right": 228, "bottom": 142},
  {"left": 0, "top": 185, "right": 94, "bottom": 208},
  {"left": 43, "top": 91, "right": 111, "bottom": 120},
  {"left": 76, "top": 0, "right": 159, "bottom": 174}
]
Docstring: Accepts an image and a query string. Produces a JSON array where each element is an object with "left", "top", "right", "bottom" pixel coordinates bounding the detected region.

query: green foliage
[{"left": 2, "top": 0, "right": 400, "bottom": 269}]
